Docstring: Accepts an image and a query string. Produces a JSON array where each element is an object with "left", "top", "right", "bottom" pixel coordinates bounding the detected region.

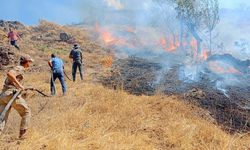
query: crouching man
[{"left": 0, "top": 55, "right": 33, "bottom": 138}]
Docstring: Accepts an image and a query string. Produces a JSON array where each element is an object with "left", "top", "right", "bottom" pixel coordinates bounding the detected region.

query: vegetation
[
  {"left": 0, "top": 21, "right": 249, "bottom": 149},
  {"left": 155, "top": 0, "right": 220, "bottom": 55}
]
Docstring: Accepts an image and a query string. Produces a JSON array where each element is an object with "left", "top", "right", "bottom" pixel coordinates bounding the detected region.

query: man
[
  {"left": 69, "top": 44, "right": 83, "bottom": 82},
  {"left": 0, "top": 55, "right": 33, "bottom": 138},
  {"left": 7, "top": 28, "right": 21, "bottom": 50},
  {"left": 48, "top": 54, "right": 67, "bottom": 95}
]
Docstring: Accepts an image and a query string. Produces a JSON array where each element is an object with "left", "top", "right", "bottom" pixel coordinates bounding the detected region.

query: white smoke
[
  {"left": 104, "top": 0, "right": 124, "bottom": 10},
  {"left": 78, "top": 0, "right": 250, "bottom": 96}
]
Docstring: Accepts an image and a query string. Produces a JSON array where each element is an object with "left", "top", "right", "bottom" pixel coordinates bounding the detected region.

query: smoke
[
  {"left": 79, "top": 0, "right": 250, "bottom": 96},
  {"left": 217, "top": 8, "right": 250, "bottom": 60},
  {"left": 104, "top": 0, "right": 124, "bottom": 10}
]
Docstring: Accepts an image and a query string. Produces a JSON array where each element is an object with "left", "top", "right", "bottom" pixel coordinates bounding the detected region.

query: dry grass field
[
  {"left": 0, "top": 21, "right": 250, "bottom": 149},
  {"left": 0, "top": 72, "right": 250, "bottom": 150}
]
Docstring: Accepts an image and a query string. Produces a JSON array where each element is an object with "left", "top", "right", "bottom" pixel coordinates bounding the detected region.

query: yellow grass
[
  {"left": 0, "top": 72, "right": 249, "bottom": 150},
  {"left": 0, "top": 21, "right": 250, "bottom": 149}
]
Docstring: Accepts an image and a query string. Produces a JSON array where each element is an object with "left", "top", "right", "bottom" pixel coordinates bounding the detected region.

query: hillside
[{"left": 0, "top": 20, "right": 250, "bottom": 149}]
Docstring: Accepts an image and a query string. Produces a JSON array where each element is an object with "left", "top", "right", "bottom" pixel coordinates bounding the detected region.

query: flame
[
  {"left": 190, "top": 39, "right": 209, "bottom": 61},
  {"left": 201, "top": 48, "right": 209, "bottom": 60},
  {"left": 96, "top": 24, "right": 127, "bottom": 47},
  {"left": 190, "top": 39, "right": 197, "bottom": 49},
  {"left": 168, "top": 37, "right": 176, "bottom": 52},
  {"left": 101, "top": 31, "right": 116, "bottom": 45},
  {"left": 160, "top": 37, "right": 167, "bottom": 48},
  {"left": 95, "top": 23, "right": 115, "bottom": 45},
  {"left": 160, "top": 35, "right": 180, "bottom": 52},
  {"left": 208, "top": 61, "right": 242, "bottom": 75}
]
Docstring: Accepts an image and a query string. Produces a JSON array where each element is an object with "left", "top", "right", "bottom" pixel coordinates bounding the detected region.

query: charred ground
[{"left": 0, "top": 20, "right": 250, "bottom": 149}]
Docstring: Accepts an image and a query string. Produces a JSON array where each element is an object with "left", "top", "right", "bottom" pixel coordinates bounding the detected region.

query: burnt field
[{"left": 100, "top": 55, "right": 250, "bottom": 133}]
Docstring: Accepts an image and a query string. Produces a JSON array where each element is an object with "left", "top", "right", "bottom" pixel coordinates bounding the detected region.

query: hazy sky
[
  {"left": 220, "top": 0, "right": 249, "bottom": 9},
  {"left": 0, "top": 0, "right": 82, "bottom": 25},
  {"left": 0, "top": 0, "right": 249, "bottom": 25}
]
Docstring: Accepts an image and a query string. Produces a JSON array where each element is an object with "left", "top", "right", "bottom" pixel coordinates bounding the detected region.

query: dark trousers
[
  {"left": 72, "top": 61, "right": 83, "bottom": 82},
  {"left": 10, "top": 40, "right": 20, "bottom": 50},
  {"left": 50, "top": 71, "right": 67, "bottom": 95}
]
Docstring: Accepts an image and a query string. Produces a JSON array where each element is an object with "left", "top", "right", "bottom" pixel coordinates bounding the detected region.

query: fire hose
[
  {"left": 50, "top": 69, "right": 72, "bottom": 82},
  {"left": 0, "top": 88, "right": 50, "bottom": 123},
  {"left": 64, "top": 70, "right": 72, "bottom": 81}
]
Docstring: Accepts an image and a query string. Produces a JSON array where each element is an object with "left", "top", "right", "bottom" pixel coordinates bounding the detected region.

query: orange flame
[
  {"left": 95, "top": 23, "right": 118, "bottom": 46},
  {"left": 208, "top": 61, "right": 242, "bottom": 75},
  {"left": 160, "top": 35, "right": 180, "bottom": 52},
  {"left": 98, "top": 28, "right": 127, "bottom": 47},
  {"left": 190, "top": 39, "right": 209, "bottom": 61},
  {"left": 202, "top": 50, "right": 208, "bottom": 60},
  {"left": 160, "top": 37, "right": 167, "bottom": 47},
  {"left": 101, "top": 31, "right": 116, "bottom": 45}
]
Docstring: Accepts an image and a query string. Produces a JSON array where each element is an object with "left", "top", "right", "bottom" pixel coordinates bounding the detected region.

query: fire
[
  {"left": 160, "top": 35, "right": 180, "bottom": 52},
  {"left": 97, "top": 26, "right": 127, "bottom": 47},
  {"left": 190, "top": 39, "right": 209, "bottom": 61},
  {"left": 95, "top": 23, "right": 116, "bottom": 46},
  {"left": 101, "top": 31, "right": 116, "bottom": 45},
  {"left": 201, "top": 49, "right": 208, "bottom": 60},
  {"left": 95, "top": 24, "right": 209, "bottom": 61},
  {"left": 208, "top": 61, "right": 242, "bottom": 75},
  {"left": 160, "top": 37, "right": 167, "bottom": 48}
]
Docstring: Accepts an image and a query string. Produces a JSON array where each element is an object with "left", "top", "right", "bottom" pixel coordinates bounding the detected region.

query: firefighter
[
  {"left": 69, "top": 44, "right": 83, "bottom": 82},
  {"left": 0, "top": 55, "right": 33, "bottom": 138}
]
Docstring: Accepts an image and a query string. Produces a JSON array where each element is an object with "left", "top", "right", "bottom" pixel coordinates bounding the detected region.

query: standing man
[
  {"left": 7, "top": 28, "right": 21, "bottom": 50},
  {"left": 0, "top": 55, "right": 33, "bottom": 139},
  {"left": 48, "top": 54, "right": 67, "bottom": 96},
  {"left": 69, "top": 44, "right": 83, "bottom": 82}
]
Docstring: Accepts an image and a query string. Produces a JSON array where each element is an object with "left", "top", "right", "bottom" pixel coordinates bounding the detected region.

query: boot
[{"left": 19, "top": 129, "right": 27, "bottom": 139}]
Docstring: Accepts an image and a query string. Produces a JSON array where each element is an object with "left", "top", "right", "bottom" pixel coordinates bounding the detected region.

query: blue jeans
[
  {"left": 10, "top": 40, "right": 20, "bottom": 50},
  {"left": 72, "top": 61, "right": 83, "bottom": 82},
  {"left": 50, "top": 71, "right": 67, "bottom": 95}
]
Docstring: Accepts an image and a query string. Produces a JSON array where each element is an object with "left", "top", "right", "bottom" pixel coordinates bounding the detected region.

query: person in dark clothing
[
  {"left": 69, "top": 44, "right": 83, "bottom": 82},
  {"left": 48, "top": 54, "right": 67, "bottom": 95}
]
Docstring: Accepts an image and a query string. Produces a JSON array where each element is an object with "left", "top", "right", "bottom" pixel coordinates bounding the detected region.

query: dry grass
[
  {"left": 0, "top": 21, "right": 250, "bottom": 149},
  {"left": 0, "top": 72, "right": 249, "bottom": 150}
]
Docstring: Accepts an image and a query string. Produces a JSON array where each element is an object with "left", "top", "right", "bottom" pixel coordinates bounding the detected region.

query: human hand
[{"left": 19, "top": 85, "right": 25, "bottom": 90}]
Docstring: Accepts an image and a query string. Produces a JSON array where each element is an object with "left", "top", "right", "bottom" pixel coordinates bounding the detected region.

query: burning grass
[
  {"left": 0, "top": 20, "right": 250, "bottom": 149},
  {"left": 0, "top": 73, "right": 250, "bottom": 149}
]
